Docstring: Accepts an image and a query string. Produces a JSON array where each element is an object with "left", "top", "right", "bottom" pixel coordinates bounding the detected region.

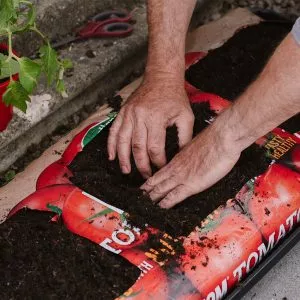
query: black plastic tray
[{"left": 226, "top": 226, "right": 300, "bottom": 299}]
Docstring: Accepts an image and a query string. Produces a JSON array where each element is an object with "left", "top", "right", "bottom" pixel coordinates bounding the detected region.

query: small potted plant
[{"left": 0, "top": 0, "right": 72, "bottom": 131}]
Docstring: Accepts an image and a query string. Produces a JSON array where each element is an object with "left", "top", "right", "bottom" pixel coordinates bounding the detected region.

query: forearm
[
  {"left": 215, "top": 33, "right": 300, "bottom": 153},
  {"left": 145, "top": 0, "right": 197, "bottom": 81}
]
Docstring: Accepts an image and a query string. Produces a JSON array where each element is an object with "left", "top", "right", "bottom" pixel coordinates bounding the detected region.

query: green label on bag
[{"left": 82, "top": 112, "right": 117, "bottom": 148}]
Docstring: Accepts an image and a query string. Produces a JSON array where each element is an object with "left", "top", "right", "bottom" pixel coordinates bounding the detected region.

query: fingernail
[
  {"left": 140, "top": 182, "right": 149, "bottom": 190},
  {"left": 159, "top": 202, "right": 168, "bottom": 209},
  {"left": 122, "top": 166, "right": 130, "bottom": 174}
]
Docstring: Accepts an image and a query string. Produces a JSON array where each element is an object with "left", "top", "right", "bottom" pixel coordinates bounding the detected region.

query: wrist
[
  {"left": 143, "top": 67, "right": 185, "bottom": 86},
  {"left": 211, "top": 106, "right": 256, "bottom": 155},
  {"left": 145, "top": 54, "right": 185, "bottom": 83}
]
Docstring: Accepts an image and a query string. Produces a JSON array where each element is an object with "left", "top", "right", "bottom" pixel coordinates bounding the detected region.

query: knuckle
[
  {"left": 169, "top": 172, "right": 181, "bottom": 183},
  {"left": 185, "top": 111, "right": 195, "bottom": 122},
  {"left": 148, "top": 145, "right": 162, "bottom": 158},
  {"left": 153, "top": 185, "right": 164, "bottom": 194},
  {"left": 188, "top": 112, "right": 195, "bottom": 122},
  {"left": 118, "top": 132, "right": 129, "bottom": 143},
  {"left": 109, "top": 125, "right": 119, "bottom": 135},
  {"left": 139, "top": 166, "right": 150, "bottom": 175},
  {"left": 118, "top": 157, "right": 128, "bottom": 166},
  {"left": 146, "top": 177, "right": 155, "bottom": 187},
  {"left": 135, "top": 159, "right": 148, "bottom": 171},
  {"left": 132, "top": 142, "right": 145, "bottom": 153},
  {"left": 169, "top": 188, "right": 181, "bottom": 198},
  {"left": 133, "top": 105, "right": 145, "bottom": 115}
]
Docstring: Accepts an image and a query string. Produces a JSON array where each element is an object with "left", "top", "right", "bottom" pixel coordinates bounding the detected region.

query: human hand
[
  {"left": 141, "top": 121, "right": 242, "bottom": 208},
  {"left": 107, "top": 75, "right": 194, "bottom": 178}
]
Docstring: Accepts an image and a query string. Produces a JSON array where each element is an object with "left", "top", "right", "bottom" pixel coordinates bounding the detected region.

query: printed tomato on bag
[
  {"left": 180, "top": 206, "right": 262, "bottom": 299},
  {"left": 237, "top": 163, "right": 300, "bottom": 240}
]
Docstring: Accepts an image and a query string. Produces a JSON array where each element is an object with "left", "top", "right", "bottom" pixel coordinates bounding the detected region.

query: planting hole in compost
[
  {"left": 70, "top": 21, "right": 300, "bottom": 238},
  {"left": 70, "top": 104, "right": 271, "bottom": 238},
  {"left": 0, "top": 209, "right": 140, "bottom": 299}
]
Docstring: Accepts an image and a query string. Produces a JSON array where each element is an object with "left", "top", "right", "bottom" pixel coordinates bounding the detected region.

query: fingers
[
  {"left": 159, "top": 185, "right": 192, "bottom": 209},
  {"left": 132, "top": 121, "right": 152, "bottom": 179},
  {"left": 116, "top": 115, "right": 133, "bottom": 174},
  {"left": 148, "top": 177, "right": 176, "bottom": 202},
  {"left": 176, "top": 113, "right": 194, "bottom": 148},
  {"left": 141, "top": 166, "right": 171, "bottom": 193},
  {"left": 108, "top": 109, "right": 167, "bottom": 177},
  {"left": 107, "top": 111, "right": 124, "bottom": 160},
  {"left": 147, "top": 127, "right": 167, "bottom": 169},
  {"left": 141, "top": 168, "right": 192, "bottom": 209}
]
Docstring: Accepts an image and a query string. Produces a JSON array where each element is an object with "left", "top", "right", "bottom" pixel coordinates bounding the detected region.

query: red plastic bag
[
  {"left": 0, "top": 79, "right": 13, "bottom": 131},
  {"left": 0, "top": 43, "right": 18, "bottom": 132}
]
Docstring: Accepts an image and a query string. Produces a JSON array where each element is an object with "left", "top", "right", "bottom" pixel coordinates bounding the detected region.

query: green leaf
[
  {"left": 26, "top": 4, "right": 35, "bottom": 27},
  {"left": 19, "top": 57, "right": 41, "bottom": 93},
  {"left": 56, "top": 78, "right": 68, "bottom": 98},
  {"left": 11, "top": 3, "right": 36, "bottom": 33},
  {"left": 61, "top": 59, "right": 73, "bottom": 69},
  {"left": 46, "top": 203, "right": 63, "bottom": 216},
  {"left": 120, "top": 213, "right": 127, "bottom": 224},
  {"left": 3, "top": 80, "right": 30, "bottom": 112},
  {"left": 83, "top": 208, "right": 113, "bottom": 222},
  {"left": 0, "top": 0, "right": 15, "bottom": 27},
  {"left": 121, "top": 289, "right": 143, "bottom": 298},
  {"left": 39, "top": 44, "right": 59, "bottom": 85},
  {"left": 13, "top": 0, "right": 20, "bottom": 8},
  {"left": 0, "top": 53, "right": 20, "bottom": 80}
]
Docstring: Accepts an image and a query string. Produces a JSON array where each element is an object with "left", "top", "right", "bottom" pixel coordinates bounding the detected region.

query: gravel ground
[
  {"left": 202, "top": 0, "right": 300, "bottom": 23},
  {"left": 225, "top": 0, "right": 300, "bottom": 16},
  {"left": 1, "top": 0, "right": 299, "bottom": 184}
]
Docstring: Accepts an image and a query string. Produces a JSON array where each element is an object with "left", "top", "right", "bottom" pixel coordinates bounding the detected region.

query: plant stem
[
  {"left": 31, "top": 25, "right": 47, "bottom": 42},
  {"left": 5, "top": 30, "right": 14, "bottom": 80},
  {"left": 12, "top": 53, "right": 20, "bottom": 61},
  {"left": 20, "top": 0, "right": 33, "bottom": 6},
  {"left": 6, "top": 31, "right": 13, "bottom": 60}
]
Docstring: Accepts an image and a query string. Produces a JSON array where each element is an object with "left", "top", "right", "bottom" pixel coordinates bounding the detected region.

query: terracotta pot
[{"left": 0, "top": 43, "right": 18, "bottom": 132}]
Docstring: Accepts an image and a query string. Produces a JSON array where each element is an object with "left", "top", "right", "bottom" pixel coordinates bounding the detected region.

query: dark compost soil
[
  {"left": 0, "top": 210, "right": 140, "bottom": 300},
  {"left": 186, "top": 21, "right": 299, "bottom": 132},
  {"left": 186, "top": 22, "right": 292, "bottom": 100}
]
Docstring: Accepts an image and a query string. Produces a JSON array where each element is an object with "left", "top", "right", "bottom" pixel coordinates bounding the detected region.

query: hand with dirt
[
  {"left": 107, "top": 0, "right": 198, "bottom": 178},
  {"left": 142, "top": 33, "right": 300, "bottom": 208},
  {"left": 141, "top": 120, "right": 241, "bottom": 208},
  {"left": 107, "top": 77, "right": 194, "bottom": 178}
]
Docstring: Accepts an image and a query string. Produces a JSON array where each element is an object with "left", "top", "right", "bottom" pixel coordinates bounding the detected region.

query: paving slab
[
  {"left": 15, "top": 0, "right": 145, "bottom": 56},
  {"left": 242, "top": 241, "right": 300, "bottom": 300}
]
